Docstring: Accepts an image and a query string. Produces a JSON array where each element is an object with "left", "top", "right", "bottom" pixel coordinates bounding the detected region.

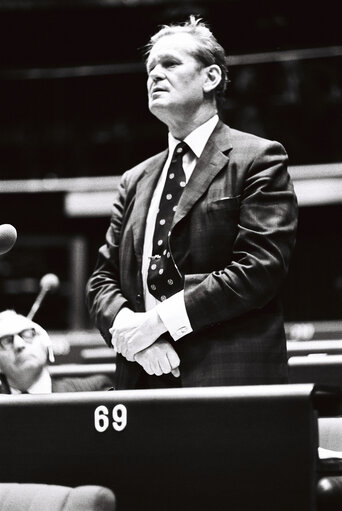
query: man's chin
[
  {"left": 16, "top": 356, "right": 41, "bottom": 370},
  {"left": 149, "top": 102, "right": 171, "bottom": 122}
]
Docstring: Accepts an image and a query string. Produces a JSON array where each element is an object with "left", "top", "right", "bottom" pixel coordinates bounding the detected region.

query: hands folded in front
[{"left": 110, "top": 308, "right": 180, "bottom": 377}]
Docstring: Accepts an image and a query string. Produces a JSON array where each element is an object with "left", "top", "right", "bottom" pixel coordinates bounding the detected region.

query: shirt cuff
[{"left": 156, "top": 291, "right": 193, "bottom": 341}]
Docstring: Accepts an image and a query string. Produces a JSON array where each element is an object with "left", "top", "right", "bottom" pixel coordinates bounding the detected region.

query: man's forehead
[
  {"left": 0, "top": 315, "right": 33, "bottom": 337},
  {"left": 147, "top": 33, "right": 197, "bottom": 62}
]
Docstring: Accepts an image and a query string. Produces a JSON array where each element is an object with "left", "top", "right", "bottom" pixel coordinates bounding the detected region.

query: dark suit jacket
[
  {"left": 0, "top": 374, "right": 113, "bottom": 394},
  {"left": 87, "top": 121, "right": 298, "bottom": 389}
]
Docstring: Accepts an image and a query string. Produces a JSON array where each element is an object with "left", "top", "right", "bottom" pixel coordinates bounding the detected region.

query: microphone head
[
  {"left": 0, "top": 224, "right": 17, "bottom": 255},
  {"left": 40, "top": 273, "right": 60, "bottom": 292}
]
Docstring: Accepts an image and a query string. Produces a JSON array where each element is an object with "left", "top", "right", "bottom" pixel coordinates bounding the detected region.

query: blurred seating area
[
  {"left": 0, "top": 483, "right": 116, "bottom": 511},
  {"left": 0, "top": 384, "right": 340, "bottom": 511}
]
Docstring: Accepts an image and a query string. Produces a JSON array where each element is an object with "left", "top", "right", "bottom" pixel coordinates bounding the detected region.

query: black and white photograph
[{"left": 0, "top": 0, "right": 341, "bottom": 509}]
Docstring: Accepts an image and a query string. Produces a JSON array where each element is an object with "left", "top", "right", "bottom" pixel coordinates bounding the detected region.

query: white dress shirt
[{"left": 142, "top": 114, "right": 219, "bottom": 341}]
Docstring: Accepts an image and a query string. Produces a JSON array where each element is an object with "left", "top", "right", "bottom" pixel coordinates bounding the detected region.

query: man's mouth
[{"left": 151, "top": 87, "right": 167, "bottom": 94}]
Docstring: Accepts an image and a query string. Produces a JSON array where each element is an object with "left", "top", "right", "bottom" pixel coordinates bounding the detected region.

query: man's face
[
  {"left": 0, "top": 314, "right": 48, "bottom": 388},
  {"left": 146, "top": 33, "right": 207, "bottom": 123}
]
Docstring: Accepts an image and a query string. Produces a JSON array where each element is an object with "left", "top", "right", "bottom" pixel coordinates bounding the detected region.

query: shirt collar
[{"left": 168, "top": 114, "right": 219, "bottom": 159}]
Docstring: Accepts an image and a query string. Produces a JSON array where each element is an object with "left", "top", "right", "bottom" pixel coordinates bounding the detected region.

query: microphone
[
  {"left": 0, "top": 224, "right": 17, "bottom": 255},
  {"left": 27, "top": 273, "right": 60, "bottom": 320}
]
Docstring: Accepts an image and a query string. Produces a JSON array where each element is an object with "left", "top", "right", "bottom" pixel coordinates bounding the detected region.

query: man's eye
[
  {"left": 1, "top": 336, "right": 12, "bottom": 344},
  {"left": 146, "top": 60, "right": 178, "bottom": 75},
  {"left": 164, "top": 61, "right": 177, "bottom": 68},
  {"left": 20, "top": 328, "right": 36, "bottom": 339}
]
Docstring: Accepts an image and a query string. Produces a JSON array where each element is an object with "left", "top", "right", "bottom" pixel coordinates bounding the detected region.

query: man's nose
[
  {"left": 149, "top": 64, "right": 165, "bottom": 81},
  {"left": 13, "top": 334, "right": 26, "bottom": 352}
]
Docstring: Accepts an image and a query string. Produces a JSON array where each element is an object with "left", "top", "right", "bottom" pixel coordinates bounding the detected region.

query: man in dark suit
[
  {"left": 87, "top": 16, "right": 298, "bottom": 389},
  {"left": 0, "top": 310, "right": 112, "bottom": 394}
]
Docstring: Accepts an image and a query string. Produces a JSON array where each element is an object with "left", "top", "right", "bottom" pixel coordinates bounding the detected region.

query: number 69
[{"left": 94, "top": 404, "right": 127, "bottom": 432}]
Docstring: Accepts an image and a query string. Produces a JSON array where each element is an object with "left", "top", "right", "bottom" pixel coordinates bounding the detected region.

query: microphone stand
[
  {"left": 27, "top": 287, "right": 49, "bottom": 321},
  {"left": 27, "top": 274, "right": 60, "bottom": 321}
]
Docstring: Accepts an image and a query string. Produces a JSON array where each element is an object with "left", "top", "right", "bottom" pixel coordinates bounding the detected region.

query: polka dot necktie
[{"left": 147, "top": 141, "right": 189, "bottom": 301}]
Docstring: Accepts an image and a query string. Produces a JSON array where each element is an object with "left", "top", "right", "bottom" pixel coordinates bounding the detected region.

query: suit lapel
[
  {"left": 131, "top": 121, "right": 233, "bottom": 254},
  {"left": 172, "top": 122, "right": 232, "bottom": 229},
  {"left": 131, "top": 150, "right": 168, "bottom": 257}
]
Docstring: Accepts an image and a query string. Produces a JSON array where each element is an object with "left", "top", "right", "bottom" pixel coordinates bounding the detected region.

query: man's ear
[
  {"left": 203, "top": 64, "right": 222, "bottom": 93},
  {"left": 34, "top": 323, "right": 55, "bottom": 363}
]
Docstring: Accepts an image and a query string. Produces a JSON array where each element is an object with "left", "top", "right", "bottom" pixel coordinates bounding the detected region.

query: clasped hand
[
  {"left": 135, "top": 339, "right": 180, "bottom": 378},
  {"left": 111, "top": 308, "right": 165, "bottom": 360},
  {"left": 110, "top": 308, "right": 180, "bottom": 377}
]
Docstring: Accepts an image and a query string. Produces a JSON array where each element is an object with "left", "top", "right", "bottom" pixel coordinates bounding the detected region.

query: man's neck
[
  {"left": 165, "top": 104, "right": 218, "bottom": 140},
  {"left": 8, "top": 367, "right": 50, "bottom": 394}
]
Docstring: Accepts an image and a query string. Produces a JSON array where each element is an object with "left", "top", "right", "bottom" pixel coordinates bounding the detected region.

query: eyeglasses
[{"left": 0, "top": 328, "right": 37, "bottom": 351}]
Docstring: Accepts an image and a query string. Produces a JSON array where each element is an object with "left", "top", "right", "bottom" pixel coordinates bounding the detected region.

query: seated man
[{"left": 0, "top": 310, "right": 113, "bottom": 394}]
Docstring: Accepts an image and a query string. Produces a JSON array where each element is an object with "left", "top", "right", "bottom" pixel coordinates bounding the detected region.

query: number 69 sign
[{"left": 94, "top": 404, "right": 127, "bottom": 432}]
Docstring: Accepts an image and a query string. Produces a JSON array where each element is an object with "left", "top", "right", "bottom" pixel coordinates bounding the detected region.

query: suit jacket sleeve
[
  {"left": 86, "top": 172, "right": 131, "bottom": 345},
  {"left": 184, "top": 140, "right": 298, "bottom": 332},
  {"left": 52, "top": 375, "right": 114, "bottom": 392}
]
